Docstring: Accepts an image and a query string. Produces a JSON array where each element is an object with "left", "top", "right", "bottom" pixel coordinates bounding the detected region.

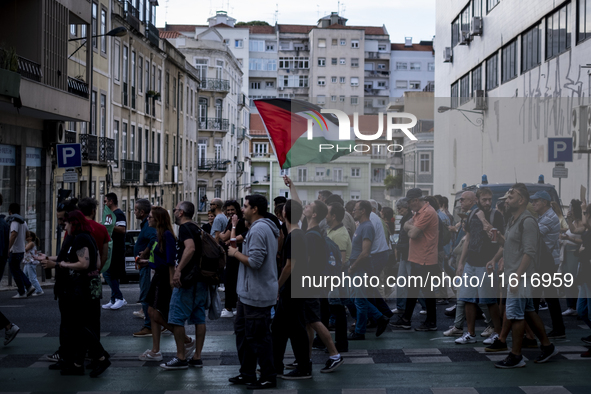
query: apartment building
[
  {"left": 0, "top": 0, "right": 92, "bottom": 251},
  {"left": 435, "top": 0, "right": 591, "bottom": 201},
  {"left": 390, "top": 38, "right": 435, "bottom": 98}
]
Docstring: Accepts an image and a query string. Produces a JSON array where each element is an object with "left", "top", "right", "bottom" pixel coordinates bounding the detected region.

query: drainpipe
[{"left": 176, "top": 71, "right": 181, "bottom": 206}]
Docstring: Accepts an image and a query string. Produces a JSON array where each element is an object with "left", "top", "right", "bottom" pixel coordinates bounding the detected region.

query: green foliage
[
  {"left": 384, "top": 174, "right": 402, "bottom": 189},
  {"left": 0, "top": 47, "right": 18, "bottom": 72},
  {"left": 235, "top": 21, "right": 271, "bottom": 26}
]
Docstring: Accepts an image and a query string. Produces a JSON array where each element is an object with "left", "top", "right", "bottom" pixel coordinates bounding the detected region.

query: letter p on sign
[
  {"left": 56, "top": 143, "right": 82, "bottom": 168},
  {"left": 548, "top": 138, "right": 573, "bottom": 162}
]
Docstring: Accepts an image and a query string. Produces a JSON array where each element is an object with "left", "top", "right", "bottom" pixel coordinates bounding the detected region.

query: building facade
[{"left": 390, "top": 38, "right": 435, "bottom": 98}]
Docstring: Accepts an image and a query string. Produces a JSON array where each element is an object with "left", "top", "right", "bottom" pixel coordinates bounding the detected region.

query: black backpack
[
  {"left": 438, "top": 218, "right": 452, "bottom": 251},
  {"left": 308, "top": 230, "right": 343, "bottom": 277}
]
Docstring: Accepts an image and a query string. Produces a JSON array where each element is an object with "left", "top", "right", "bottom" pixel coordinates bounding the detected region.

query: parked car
[{"left": 122, "top": 230, "right": 141, "bottom": 283}]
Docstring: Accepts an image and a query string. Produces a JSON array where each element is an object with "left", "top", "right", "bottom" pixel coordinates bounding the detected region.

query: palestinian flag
[{"left": 254, "top": 99, "right": 353, "bottom": 169}]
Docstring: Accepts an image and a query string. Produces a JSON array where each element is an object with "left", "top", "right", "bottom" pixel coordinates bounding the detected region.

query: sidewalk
[{"left": 0, "top": 274, "right": 54, "bottom": 292}]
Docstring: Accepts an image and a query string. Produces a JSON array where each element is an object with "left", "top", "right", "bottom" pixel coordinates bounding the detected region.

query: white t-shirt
[
  {"left": 10, "top": 220, "right": 29, "bottom": 253},
  {"left": 369, "top": 212, "right": 389, "bottom": 254}
]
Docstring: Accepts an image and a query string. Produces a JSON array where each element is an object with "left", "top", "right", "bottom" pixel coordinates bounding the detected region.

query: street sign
[
  {"left": 548, "top": 138, "right": 573, "bottom": 162},
  {"left": 63, "top": 171, "right": 78, "bottom": 183},
  {"left": 56, "top": 143, "right": 82, "bottom": 168},
  {"left": 552, "top": 167, "right": 568, "bottom": 178}
]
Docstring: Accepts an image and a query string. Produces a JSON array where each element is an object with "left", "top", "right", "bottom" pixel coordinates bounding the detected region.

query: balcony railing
[
  {"left": 252, "top": 152, "right": 271, "bottom": 159},
  {"left": 364, "top": 70, "right": 390, "bottom": 78},
  {"left": 144, "top": 162, "right": 160, "bottom": 183},
  {"left": 17, "top": 56, "right": 42, "bottom": 82},
  {"left": 146, "top": 22, "right": 159, "bottom": 46},
  {"left": 252, "top": 175, "right": 270, "bottom": 183},
  {"left": 238, "top": 127, "right": 247, "bottom": 141},
  {"left": 237, "top": 161, "right": 245, "bottom": 173},
  {"left": 423, "top": 82, "right": 435, "bottom": 92},
  {"left": 200, "top": 78, "right": 230, "bottom": 92},
  {"left": 67, "top": 76, "right": 89, "bottom": 98},
  {"left": 124, "top": 1, "right": 141, "bottom": 31},
  {"left": 65, "top": 130, "right": 77, "bottom": 143},
  {"left": 365, "top": 51, "right": 388, "bottom": 59},
  {"left": 198, "top": 117, "right": 229, "bottom": 131},
  {"left": 80, "top": 134, "right": 98, "bottom": 161},
  {"left": 198, "top": 159, "right": 228, "bottom": 171},
  {"left": 121, "top": 159, "right": 141, "bottom": 183},
  {"left": 99, "top": 137, "right": 115, "bottom": 162}
]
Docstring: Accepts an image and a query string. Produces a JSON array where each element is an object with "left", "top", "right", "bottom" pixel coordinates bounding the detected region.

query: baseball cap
[
  {"left": 530, "top": 191, "right": 551, "bottom": 202},
  {"left": 498, "top": 191, "right": 510, "bottom": 200},
  {"left": 406, "top": 188, "right": 423, "bottom": 200}
]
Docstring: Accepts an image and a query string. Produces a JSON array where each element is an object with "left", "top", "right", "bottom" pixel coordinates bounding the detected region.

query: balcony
[
  {"left": 17, "top": 56, "right": 42, "bottom": 82},
  {"left": 251, "top": 175, "right": 270, "bottom": 183},
  {"left": 146, "top": 22, "right": 159, "bottom": 47},
  {"left": 237, "top": 161, "right": 245, "bottom": 173},
  {"left": 198, "top": 117, "right": 229, "bottom": 131},
  {"left": 200, "top": 78, "right": 230, "bottom": 92},
  {"left": 67, "top": 76, "right": 89, "bottom": 99},
  {"left": 364, "top": 70, "right": 390, "bottom": 78},
  {"left": 365, "top": 51, "right": 389, "bottom": 59},
  {"left": 251, "top": 152, "right": 271, "bottom": 160},
  {"left": 99, "top": 137, "right": 115, "bottom": 162},
  {"left": 423, "top": 82, "right": 435, "bottom": 92},
  {"left": 124, "top": 1, "right": 141, "bottom": 32},
  {"left": 144, "top": 162, "right": 160, "bottom": 183},
  {"left": 293, "top": 175, "right": 348, "bottom": 185},
  {"left": 121, "top": 159, "right": 141, "bottom": 183},
  {"left": 80, "top": 134, "right": 98, "bottom": 161},
  {"left": 65, "top": 130, "right": 77, "bottom": 144},
  {"left": 238, "top": 127, "right": 247, "bottom": 141},
  {"left": 198, "top": 159, "right": 228, "bottom": 171}
]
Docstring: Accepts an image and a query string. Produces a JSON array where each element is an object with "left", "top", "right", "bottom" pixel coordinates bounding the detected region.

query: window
[
  {"left": 165, "top": 135, "right": 169, "bottom": 167},
  {"left": 408, "top": 81, "right": 419, "bottom": 89},
  {"left": 266, "top": 43, "right": 275, "bottom": 51},
  {"left": 419, "top": 153, "right": 431, "bottom": 174},
  {"left": 235, "top": 39, "right": 243, "bottom": 48},
  {"left": 351, "top": 58, "right": 359, "bottom": 67},
  {"left": 332, "top": 39, "right": 338, "bottom": 45},
  {"left": 428, "top": 62, "right": 435, "bottom": 71},
  {"left": 340, "top": 39, "right": 346, "bottom": 45},
  {"left": 131, "top": 51, "right": 136, "bottom": 108},
  {"left": 350, "top": 191, "right": 361, "bottom": 200},
  {"left": 114, "top": 41, "right": 120, "bottom": 81},
  {"left": 351, "top": 168, "right": 360, "bottom": 177},
  {"left": 410, "top": 62, "right": 421, "bottom": 70},
  {"left": 350, "top": 77, "right": 359, "bottom": 86},
  {"left": 138, "top": 127, "right": 142, "bottom": 163},
  {"left": 281, "top": 75, "right": 309, "bottom": 87},
  {"left": 317, "top": 95, "right": 326, "bottom": 104},
  {"left": 138, "top": 56, "right": 143, "bottom": 93},
  {"left": 501, "top": 39, "right": 517, "bottom": 83},
  {"left": 546, "top": 2, "right": 572, "bottom": 59},
  {"left": 279, "top": 41, "right": 290, "bottom": 50},
  {"left": 452, "top": 17, "right": 460, "bottom": 47},
  {"left": 351, "top": 96, "right": 358, "bottom": 105},
  {"left": 378, "top": 99, "right": 387, "bottom": 106},
  {"left": 351, "top": 40, "right": 359, "bottom": 48},
  {"left": 122, "top": 122, "right": 127, "bottom": 159},
  {"left": 486, "top": 52, "right": 498, "bottom": 90},
  {"left": 195, "top": 58, "right": 208, "bottom": 80},
  {"left": 92, "top": 2, "right": 97, "bottom": 49},
  {"left": 100, "top": 9, "right": 106, "bottom": 53},
  {"left": 249, "top": 40, "right": 265, "bottom": 52},
  {"left": 339, "top": 77, "right": 345, "bottom": 83},
  {"left": 331, "top": 95, "right": 337, "bottom": 101},
  {"left": 318, "top": 39, "right": 326, "bottom": 47},
  {"left": 395, "top": 62, "right": 406, "bottom": 70},
  {"left": 340, "top": 58, "right": 346, "bottom": 65},
  {"left": 364, "top": 99, "right": 372, "bottom": 108},
  {"left": 251, "top": 82, "right": 261, "bottom": 89},
  {"left": 130, "top": 125, "right": 135, "bottom": 160},
  {"left": 297, "top": 167, "right": 308, "bottom": 182},
  {"left": 249, "top": 58, "right": 277, "bottom": 71},
  {"left": 487, "top": 0, "right": 500, "bottom": 13},
  {"left": 451, "top": 81, "right": 459, "bottom": 108},
  {"left": 265, "top": 81, "right": 274, "bottom": 88},
  {"left": 254, "top": 143, "right": 269, "bottom": 156},
  {"left": 145, "top": 60, "right": 150, "bottom": 91},
  {"left": 279, "top": 57, "right": 309, "bottom": 69},
  {"left": 522, "top": 23, "right": 542, "bottom": 72},
  {"left": 378, "top": 44, "right": 387, "bottom": 51},
  {"left": 317, "top": 77, "right": 326, "bottom": 86},
  {"left": 460, "top": 2, "right": 472, "bottom": 36},
  {"left": 91, "top": 91, "right": 97, "bottom": 134},
  {"left": 70, "top": 24, "right": 76, "bottom": 36},
  {"left": 100, "top": 94, "right": 106, "bottom": 136},
  {"left": 378, "top": 81, "right": 387, "bottom": 88},
  {"left": 577, "top": 0, "right": 591, "bottom": 42},
  {"left": 377, "top": 63, "right": 386, "bottom": 69},
  {"left": 113, "top": 120, "right": 119, "bottom": 162},
  {"left": 331, "top": 58, "right": 338, "bottom": 65},
  {"left": 331, "top": 76, "right": 337, "bottom": 83},
  {"left": 472, "top": 64, "right": 482, "bottom": 94},
  {"left": 173, "top": 77, "right": 177, "bottom": 108},
  {"left": 459, "top": 73, "right": 470, "bottom": 105},
  {"left": 396, "top": 80, "right": 408, "bottom": 89},
  {"left": 318, "top": 58, "right": 326, "bottom": 66},
  {"left": 473, "top": 0, "right": 483, "bottom": 17}
]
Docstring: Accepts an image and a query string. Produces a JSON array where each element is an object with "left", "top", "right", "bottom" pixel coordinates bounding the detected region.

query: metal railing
[
  {"left": 252, "top": 152, "right": 271, "bottom": 158},
  {"left": 198, "top": 117, "right": 229, "bottom": 131},
  {"left": 364, "top": 70, "right": 390, "bottom": 78},
  {"left": 99, "top": 137, "right": 115, "bottom": 162},
  {"left": 198, "top": 159, "right": 228, "bottom": 171},
  {"left": 200, "top": 78, "right": 230, "bottom": 92},
  {"left": 80, "top": 134, "right": 98, "bottom": 161},
  {"left": 65, "top": 130, "right": 77, "bottom": 143},
  {"left": 67, "top": 76, "right": 89, "bottom": 98},
  {"left": 144, "top": 161, "right": 160, "bottom": 183},
  {"left": 146, "top": 22, "right": 159, "bottom": 46},
  {"left": 121, "top": 159, "right": 141, "bottom": 183},
  {"left": 125, "top": 1, "right": 140, "bottom": 31},
  {"left": 17, "top": 56, "right": 42, "bottom": 82},
  {"left": 251, "top": 175, "right": 270, "bottom": 183}
]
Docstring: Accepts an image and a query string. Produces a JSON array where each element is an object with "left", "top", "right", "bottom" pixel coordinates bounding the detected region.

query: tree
[
  {"left": 235, "top": 21, "right": 271, "bottom": 27},
  {"left": 384, "top": 174, "right": 402, "bottom": 190}
]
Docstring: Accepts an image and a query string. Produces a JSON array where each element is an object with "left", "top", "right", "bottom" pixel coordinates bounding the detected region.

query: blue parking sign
[
  {"left": 56, "top": 143, "right": 82, "bottom": 168},
  {"left": 548, "top": 138, "right": 573, "bottom": 162}
]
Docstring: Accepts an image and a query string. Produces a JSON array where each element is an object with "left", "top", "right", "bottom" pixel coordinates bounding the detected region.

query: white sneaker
[
  {"left": 233, "top": 310, "right": 237, "bottom": 316},
  {"left": 138, "top": 349, "right": 163, "bottom": 361},
  {"left": 391, "top": 308, "right": 404, "bottom": 314},
  {"left": 4, "top": 324, "right": 20, "bottom": 346},
  {"left": 483, "top": 333, "right": 499, "bottom": 345},
  {"left": 32, "top": 291, "right": 44, "bottom": 297},
  {"left": 111, "top": 299, "right": 127, "bottom": 310},
  {"left": 217, "top": 285, "right": 226, "bottom": 292},
  {"left": 562, "top": 307, "right": 577, "bottom": 316},
  {"left": 133, "top": 310, "right": 144, "bottom": 318},
  {"left": 444, "top": 326, "right": 463, "bottom": 337},
  {"left": 480, "top": 325, "right": 495, "bottom": 337},
  {"left": 11, "top": 293, "right": 27, "bottom": 299},
  {"left": 102, "top": 301, "right": 114, "bottom": 309},
  {"left": 419, "top": 309, "right": 427, "bottom": 315},
  {"left": 445, "top": 304, "right": 457, "bottom": 312},
  {"left": 184, "top": 337, "right": 196, "bottom": 358},
  {"left": 221, "top": 308, "right": 234, "bottom": 318},
  {"left": 455, "top": 332, "right": 477, "bottom": 344}
]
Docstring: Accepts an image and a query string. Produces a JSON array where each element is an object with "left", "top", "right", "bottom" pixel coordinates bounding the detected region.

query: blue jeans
[
  {"left": 354, "top": 297, "right": 383, "bottom": 335},
  {"left": 396, "top": 259, "right": 426, "bottom": 311},
  {"left": 577, "top": 283, "right": 591, "bottom": 329},
  {"left": 23, "top": 264, "right": 42, "bottom": 293},
  {"left": 8, "top": 253, "right": 30, "bottom": 295},
  {"left": 103, "top": 270, "right": 123, "bottom": 302},
  {"left": 139, "top": 266, "right": 151, "bottom": 329}
]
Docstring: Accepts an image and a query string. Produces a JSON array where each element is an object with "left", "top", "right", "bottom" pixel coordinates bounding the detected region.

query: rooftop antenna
[
  {"left": 274, "top": 4, "right": 279, "bottom": 24},
  {"left": 341, "top": 3, "right": 346, "bottom": 17},
  {"left": 338, "top": 0, "right": 340, "bottom": 14},
  {"left": 317, "top": 5, "right": 320, "bottom": 19},
  {"left": 165, "top": 0, "right": 169, "bottom": 24}
]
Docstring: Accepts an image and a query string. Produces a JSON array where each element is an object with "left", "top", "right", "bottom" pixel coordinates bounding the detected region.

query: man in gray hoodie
[{"left": 228, "top": 194, "right": 279, "bottom": 390}]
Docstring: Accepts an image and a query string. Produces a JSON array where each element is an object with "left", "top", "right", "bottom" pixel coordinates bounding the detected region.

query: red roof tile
[
  {"left": 163, "top": 24, "right": 204, "bottom": 32},
  {"left": 212, "top": 23, "right": 235, "bottom": 29},
  {"left": 325, "top": 24, "right": 385, "bottom": 35},
  {"left": 391, "top": 43, "right": 433, "bottom": 51},
  {"left": 247, "top": 25, "right": 276, "bottom": 34},
  {"left": 159, "top": 30, "right": 183, "bottom": 39},
  {"left": 278, "top": 24, "right": 316, "bottom": 34}
]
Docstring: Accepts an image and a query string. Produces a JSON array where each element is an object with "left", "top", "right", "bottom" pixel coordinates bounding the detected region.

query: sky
[{"left": 156, "top": 0, "right": 436, "bottom": 44}]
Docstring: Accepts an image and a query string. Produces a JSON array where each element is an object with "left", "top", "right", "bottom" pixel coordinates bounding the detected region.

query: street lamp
[
  {"left": 437, "top": 106, "right": 484, "bottom": 130},
  {"left": 68, "top": 27, "right": 128, "bottom": 59}
]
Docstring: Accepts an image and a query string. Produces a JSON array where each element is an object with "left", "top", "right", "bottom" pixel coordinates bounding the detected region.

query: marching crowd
[{"left": 0, "top": 178, "right": 590, "bottom": 386}]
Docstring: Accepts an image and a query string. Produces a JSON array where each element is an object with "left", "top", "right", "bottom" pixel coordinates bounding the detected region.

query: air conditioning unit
[
  {"left": 572, "top": 105, "right": 590, "bottom": 151},
  {"left": 443, "top": 47, "right": 452, "bottom": 63},
  {"left": 43, "top": 121, "right": 66, "bottom": 145},
  {"left": 471, "top": 17, "right": 483, "bottom": 36},
  {"left": 473, "top": 90, "right": 486, "bottom": 110},
  {"left": 460, "top": 30, "right": 471, "bottom": 44}
]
